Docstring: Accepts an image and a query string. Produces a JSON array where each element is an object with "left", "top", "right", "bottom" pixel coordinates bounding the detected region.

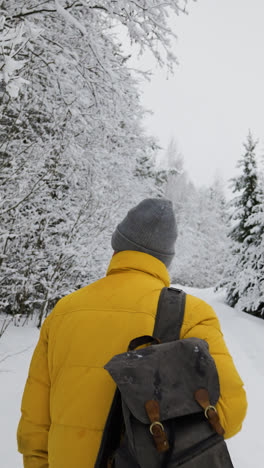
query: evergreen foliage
[
  {"left": 229, "top": 132, "right": 259, "bottom": 244},
  {"left": 220, "top": 132, "right": 264, "bottom": 318}
]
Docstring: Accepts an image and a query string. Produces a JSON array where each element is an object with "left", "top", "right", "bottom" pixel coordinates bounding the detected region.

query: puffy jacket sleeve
[
  {"left": 180, "top": 295, "right": 247, "bottom": 439},
  {"left": 17, "top": 313, "right": 52, "bottom": 468}
]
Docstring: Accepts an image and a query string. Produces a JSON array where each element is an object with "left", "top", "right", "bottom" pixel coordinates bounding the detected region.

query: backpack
[{"left": 96, "top": 287, "right": 234, "bottom": 468}]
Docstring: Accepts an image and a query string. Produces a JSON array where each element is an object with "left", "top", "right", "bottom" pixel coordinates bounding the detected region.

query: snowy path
[
  {"left": 0, "top": 287, "right": 263, "bottom": 467},
  {"left": 182, "top": 286, "right": 264, "bottom": 467}
]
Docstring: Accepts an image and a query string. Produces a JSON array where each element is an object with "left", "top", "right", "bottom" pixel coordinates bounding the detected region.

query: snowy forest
[{"left": 0, "top": 0, "right": 264, "bottom": 334}]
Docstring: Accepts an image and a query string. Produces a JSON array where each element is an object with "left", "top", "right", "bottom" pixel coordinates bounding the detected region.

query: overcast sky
[{"left": 129, "top": 0, "right": 264, "bottom": 190}]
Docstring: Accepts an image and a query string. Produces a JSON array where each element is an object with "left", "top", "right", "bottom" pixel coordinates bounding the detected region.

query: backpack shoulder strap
[
  {"left": 95, "top": 287, "right": 186, "bottom": 468},
  {"left": 153, "top": 287, "right": 186, "bottom": 342}
]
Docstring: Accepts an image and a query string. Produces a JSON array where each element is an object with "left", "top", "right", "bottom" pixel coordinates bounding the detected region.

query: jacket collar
[{"left": 106, "top": 251, "right": 170, "bottom": 287}]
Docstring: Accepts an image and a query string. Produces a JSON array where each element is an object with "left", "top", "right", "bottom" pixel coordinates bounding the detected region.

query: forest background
[{"left": 0, "top": 0, "right": 263, "bottom": 334}]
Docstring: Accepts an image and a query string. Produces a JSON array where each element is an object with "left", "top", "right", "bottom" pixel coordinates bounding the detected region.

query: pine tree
[
  {"left": 229, "top": 131, "right": 259, "bottom": 244},
  {"left": 234, "top": 187, "right": 264, "bottom": 318},
  {"left": 221, "top": 132, "right": 263, "bottom": 314}
]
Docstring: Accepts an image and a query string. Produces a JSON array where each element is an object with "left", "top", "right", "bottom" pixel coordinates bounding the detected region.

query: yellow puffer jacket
[{"left": 17, "top": 251, "right": 247, "bottom": 468}]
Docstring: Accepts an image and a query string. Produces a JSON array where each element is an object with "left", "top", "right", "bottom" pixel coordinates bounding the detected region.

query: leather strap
[
  {"left": 194, "top": 388, "right": 225, "bottom": 436},
  {"left": 145, "top": 400, "right": 170, "bottom": 453}
]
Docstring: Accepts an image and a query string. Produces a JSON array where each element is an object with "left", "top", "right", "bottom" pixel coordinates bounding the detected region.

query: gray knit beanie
[{"left": 111, "top": 198, "right": 177, "bottom": 267}]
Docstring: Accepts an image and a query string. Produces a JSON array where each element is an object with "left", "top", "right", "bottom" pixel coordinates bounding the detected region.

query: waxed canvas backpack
[{"left": 96, "top": 287, "right": 234, "bottom": 468}]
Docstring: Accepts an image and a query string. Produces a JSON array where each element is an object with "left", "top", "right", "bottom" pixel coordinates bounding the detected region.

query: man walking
[{"left": 17, "top": 198, "right": 247, "bottom": 468}]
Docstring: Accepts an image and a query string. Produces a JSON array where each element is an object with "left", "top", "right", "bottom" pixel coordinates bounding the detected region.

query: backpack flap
[{"left": 104, "top": 337, "right": 220, "bottom": 425}]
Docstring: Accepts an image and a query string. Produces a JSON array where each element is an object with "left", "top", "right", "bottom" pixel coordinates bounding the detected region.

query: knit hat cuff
[{"left": 112, "top": 227, "right": 175, "bottom": 262}]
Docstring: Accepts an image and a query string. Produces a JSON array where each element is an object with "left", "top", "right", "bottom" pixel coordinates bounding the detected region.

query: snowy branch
[{"left": 9, "top": 1, "right": 83, "bottom": 20}]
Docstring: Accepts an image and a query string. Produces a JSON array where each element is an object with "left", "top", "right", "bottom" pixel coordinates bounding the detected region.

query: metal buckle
[
  {"left": 204, "top": 405, "right": 217, "bottom": 419},
  {"left": 149, "top": 421, "right": 165, "bottom": 435}
]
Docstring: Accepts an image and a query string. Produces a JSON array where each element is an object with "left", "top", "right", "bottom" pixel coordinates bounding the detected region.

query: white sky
[{"left": 128, "top": 0, "right": 264, "bottom": 189}]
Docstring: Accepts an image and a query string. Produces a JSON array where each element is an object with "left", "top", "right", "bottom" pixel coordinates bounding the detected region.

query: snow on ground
[
  {"left": 0, "top": 287, "right": 263, "bottom": 468},
  {"left": 180, "top": 286, "right": 264, "bottom": 467}
]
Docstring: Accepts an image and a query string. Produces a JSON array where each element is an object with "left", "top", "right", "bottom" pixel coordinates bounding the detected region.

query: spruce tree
[
  {"left": 235, "top": 186, "right": 264, "bottom": 318},
  {"left": 222, "top": 132, "right": 262, "bottom": 311},
  {"left": 229, "top": 131, "right": 259, "bottom": 244}
]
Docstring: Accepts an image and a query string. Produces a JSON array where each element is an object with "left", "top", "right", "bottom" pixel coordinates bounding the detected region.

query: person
[{"left": 17, "top": 198, "right": 247, "bottom": 468}]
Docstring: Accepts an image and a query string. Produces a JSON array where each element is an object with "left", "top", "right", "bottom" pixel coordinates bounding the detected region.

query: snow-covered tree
[
  {"left": 0, "top": 1, "right": 189, "bottom": 323},
  {"left": 0, "top": 0, "right": 188, "bottom": 99},
  {"left": 220, "top": 132, "right": 264, "bottom": 317},
  {"left": 229, "top": 132, "right": 259, "bottom": 244},
  {"left": 234, "top": 193, "right": 264, "bottom": 318},
  {"left": 155, "top": 138, "right": 184, "bottom": 197},
  {"left": 150, "top": 139, "right": 229, "bottom": 288},
  {"left": 170, "top": 178, "right": 230, "bottom": 287}
]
